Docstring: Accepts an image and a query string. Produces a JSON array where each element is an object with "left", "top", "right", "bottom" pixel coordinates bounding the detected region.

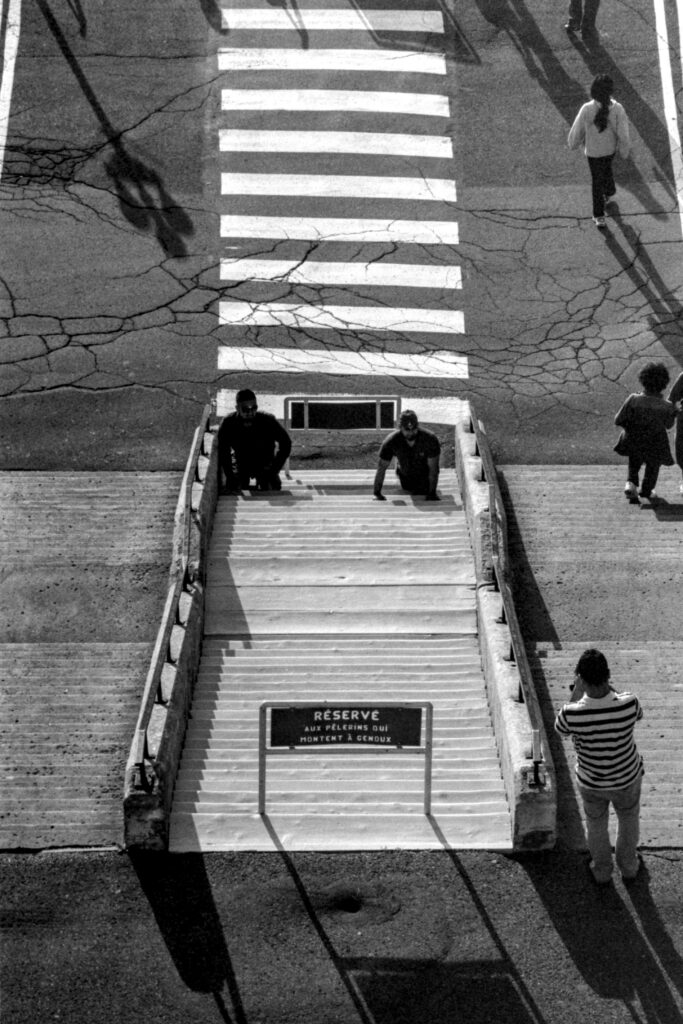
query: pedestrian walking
[
  {"left": 555, "top": 648, "right": 644, "bottom": 885},
  {"left": 373, "top": 410, "right": 440, "bottom": 501},
  {"left": 564, "top": 0, "right": 600, "bottom": 40},
  {"left": 568, "top": 74, "right": 631, "bottom": 228},
  {"left": 667, "top": 370, "right": 683, "bottom": 495},
  {"left": 614, "top": 361, "right": 677, "bottom": 503}
]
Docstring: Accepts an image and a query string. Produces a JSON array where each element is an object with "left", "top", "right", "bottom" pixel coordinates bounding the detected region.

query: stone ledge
[{"left": 453, "top": 402, "right": 557, "bottom": 851}]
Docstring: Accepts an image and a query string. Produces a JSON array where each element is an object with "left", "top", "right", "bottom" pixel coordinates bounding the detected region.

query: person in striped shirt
[{"left": 555, "top": 648, "right": 643, "bottom": 884}]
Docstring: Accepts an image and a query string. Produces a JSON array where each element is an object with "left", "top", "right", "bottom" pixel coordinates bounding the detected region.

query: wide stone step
[{"left": 170, "top": 470, "right": 511, "bottom": 851}]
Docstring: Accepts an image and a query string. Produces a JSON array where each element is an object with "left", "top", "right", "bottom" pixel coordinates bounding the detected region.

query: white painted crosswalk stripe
[
  {"left": 219, "top": 130, "right": 454, "bottom": 158},
  {"left": 217, "top": 347, "right": 468, "bottom": 377},
  {"left": 220, "top": 172, "right": 456, "bottom": 202},
  {"left": 216, "top": 4, "right": 466, "bottom": 383},
  {"left": 222, "top": 9, "right": 445, "bottom": 32},
  {"left": 218, "top": 48, "right": 447, "bottom": 74},
  {"left": 219, "top": 259, "right": 462, "bottom": 290},
  {"left": 221, "top": 89, "right": 451, "bottom": 116},
  {"left": 220, "top": 215, "right": 459, "bottom": 244},
  {"left": 218, "top": 301, "right": 464, "bottom": 333}
]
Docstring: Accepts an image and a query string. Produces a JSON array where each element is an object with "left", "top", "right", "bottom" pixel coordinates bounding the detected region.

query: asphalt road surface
[
  {"left": 4, "top": 1, "right": 683, "bottom": 1023},
  {"left": 1, "top": 0, "right": 681, "bottom": 467}
]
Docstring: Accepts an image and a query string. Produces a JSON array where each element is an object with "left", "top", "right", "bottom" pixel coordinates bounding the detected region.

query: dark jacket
[
  {"left": 614, "top": 393, "right": 675, "bottom": 464},
  {"left": 218, "top": 411, "right": 292, "bottom": 482}
]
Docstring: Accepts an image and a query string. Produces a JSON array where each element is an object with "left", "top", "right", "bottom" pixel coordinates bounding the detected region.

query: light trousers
[{"left": 579, "top": 776, "right": 642, "bottom": 882}]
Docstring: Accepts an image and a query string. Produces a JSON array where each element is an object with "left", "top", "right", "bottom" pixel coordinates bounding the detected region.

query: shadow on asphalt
[
  {"left": 35, "top": 0, "right": 195, "bottom": 258},
  {"left": 575, "top": 36, "right": 677, "bottom": 213},
  {"left": 522, "top": 854, "right": 683, "bottom": 1021},
  {"left": 263, "top": 814, "right": 546, "bottom": 1024},
  {"left": 473, "top": 0, "right": 586, "bottom": 123},
  {"left": 129, "top": 851, "right": 247, "bottom": 1024},
  {"left": 603, "top": 210, "right": 683, "bottom": 368}
]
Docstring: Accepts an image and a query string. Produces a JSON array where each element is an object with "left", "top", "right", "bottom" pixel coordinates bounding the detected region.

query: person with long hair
[{"left": 568, "top": 74, "right": 631, "bottom": 228}]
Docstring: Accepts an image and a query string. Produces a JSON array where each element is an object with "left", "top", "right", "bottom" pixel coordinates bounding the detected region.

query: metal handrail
[
  {"left": 129, "top": 403, "right": 213, "bottom": 791},
  {"left": 469, "top": 409, "right": 546, "bottom": 780}
]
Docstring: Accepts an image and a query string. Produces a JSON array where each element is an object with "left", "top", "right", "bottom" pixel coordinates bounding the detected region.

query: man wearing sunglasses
[
  {"left": 218, "top": 388, "right": 292, "bottom": 492},
  {"left": 373, "top": 410, "right": 441, "bottom": 501}
]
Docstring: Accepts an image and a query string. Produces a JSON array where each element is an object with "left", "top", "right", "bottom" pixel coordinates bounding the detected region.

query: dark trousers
[
  {"left": 230, "top": 466, "right": 282, "bottom": 491},
  {"left": 587, "top": 155, "right": 615, "bottom": 217},
  {"left": 627, "top": 454, "right": 660, "bottom": 496},
  {"left": 568, "top": 0, "right": 600, "bottom": 30},
  {"left": 397, "top": 469, "right": 429, "bottom": 495}
]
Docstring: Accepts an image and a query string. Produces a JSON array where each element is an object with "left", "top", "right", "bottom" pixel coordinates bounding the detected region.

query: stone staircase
[
  {"left": 499, "top": 465, "right": 683, "bottom": 849},
  {"left": 169, "top": 469, "right": 513, "bottom": 852},
  {"left": 0, "top": 472, "right": 181, "bottom": 848}
]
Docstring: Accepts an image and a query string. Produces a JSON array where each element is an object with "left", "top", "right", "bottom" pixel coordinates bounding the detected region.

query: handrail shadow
[{"left": 129, "top": 849, "right": 247, "bottom": 1023}]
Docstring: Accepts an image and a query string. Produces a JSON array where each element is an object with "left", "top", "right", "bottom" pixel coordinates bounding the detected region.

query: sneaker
[
  {"left": 564, "top": 20, "right": 578, "bottom": 32},
  {"left": 624, "top": 482, "right": 638, "bottom": 499},
  {"left": 621, "top": 854, "right": 644, "bottom": 884},
  {"left": 639, "top": 489, "right": 657, "bottom": 501},
  {"left": 593, "top": 216, "right": 606, "bottom": 228}
]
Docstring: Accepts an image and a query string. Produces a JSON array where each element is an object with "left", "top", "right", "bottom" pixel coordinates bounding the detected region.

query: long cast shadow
[
  {"left": 474, "top": 0, "right": 667, "bottom": 214},
  {"left": 575, "top": 35, "right": 676, "bottom": 211},
  {"left": 603, "top": 207, "right": 683, "bottom": 368},
  {"left": 264, "top": 813, "right": 547, "bottom": 1023},
  {"left": 34, "top": 0, "right": 194, "bottom": 257},
  {"left": 523, "top": 852, "right": 683, "bottom": 1021},
  {"left": 129, "top": 850, "right": 247, "bottom": 1024}
]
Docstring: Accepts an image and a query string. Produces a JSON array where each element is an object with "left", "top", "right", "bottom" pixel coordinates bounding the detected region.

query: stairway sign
[{"left": 258, "top": 701, "right": 433, "bottom": 814}]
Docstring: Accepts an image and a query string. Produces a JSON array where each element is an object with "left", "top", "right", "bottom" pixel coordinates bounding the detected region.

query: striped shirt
[{"left": 555, "top": 690, "right": 643, "bottom": 790}]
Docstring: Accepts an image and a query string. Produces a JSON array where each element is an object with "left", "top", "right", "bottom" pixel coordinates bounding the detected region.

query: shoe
[
  {"left": 593, "top": 216, "right": 606, "bottom": 228},
  {"left": 624, "top": 482, "right": 638, "bottom": 500},
  {"left": 564, "top": 20, "right": 578, "bottom": 32},
  {"left": 639, "top": 489, "right": 657, "bottom": 501},
  {"left": 604, "top": 187, "right": 616, "bottom": 199},
  {"left": 621, "top": 854, "right": 644, "bottom": 884},
  {"left": 586, "top": 860, "right": 613, "bottom": 887}
]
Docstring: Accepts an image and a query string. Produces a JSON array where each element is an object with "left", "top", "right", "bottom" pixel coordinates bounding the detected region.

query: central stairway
[{"left": 169, "top": 469, "right": 512, "bottom": 851}]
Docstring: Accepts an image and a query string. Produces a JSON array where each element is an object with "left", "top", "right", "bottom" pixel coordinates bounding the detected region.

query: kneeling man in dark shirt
[
  {"left": 217, "top": 388, "right": 292, "bottom": 492},
  {"left": 373, "top": 410, "right": 440, "bottom": 501}
]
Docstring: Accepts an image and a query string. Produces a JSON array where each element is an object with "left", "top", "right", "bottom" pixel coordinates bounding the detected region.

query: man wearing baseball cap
[{"left": 373, "top": 410, "right": 441, "bottom": 501}]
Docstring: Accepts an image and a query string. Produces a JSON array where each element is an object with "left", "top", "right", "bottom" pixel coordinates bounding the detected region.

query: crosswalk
[{"left": 216, "top": 2, "right": 466, "bottom": 383}]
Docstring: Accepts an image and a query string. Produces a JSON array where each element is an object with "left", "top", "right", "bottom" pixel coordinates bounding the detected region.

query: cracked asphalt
[
  {"left": 3, "top": 0, "right": 683, "bottom": 1021},
  {"left": 2, "top": 0, "right": 681, "bottom": 468}
]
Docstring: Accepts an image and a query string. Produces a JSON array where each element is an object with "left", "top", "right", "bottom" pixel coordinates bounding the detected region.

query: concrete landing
[
  {"left": 169, "top": 470, "right": 512, "bottom": 851},
  {"left": 500, "top": 465, "right": 683, "bottom": 850}
]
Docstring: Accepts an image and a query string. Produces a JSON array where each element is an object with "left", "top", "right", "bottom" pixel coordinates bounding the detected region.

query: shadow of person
[
  {"left": 603, "top": 207, "right": 683, "bottom": 366},
  {"left": 623, "top": 863, "right": 683, "bottom": 1000},
  {"left": 36, "top": 0, "right": 195, "bottom": 258},
  {"left": 65, "top": 0, "right": 86, "bottom": 36},
  {"left": 129, "top": 850, "right": 247, "bottom": 1024},
  {"left": 472, "top": 0, "right": 586, "bottom": 122},
  {"left": 198, "top": 0, "right": 230, "bottom": 34},
  {"left": 523, "top": 852, "right": 683, "bottom": 1021},
  {"left": 574, "top": 37, "right": 676, "bottom": 210}
]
